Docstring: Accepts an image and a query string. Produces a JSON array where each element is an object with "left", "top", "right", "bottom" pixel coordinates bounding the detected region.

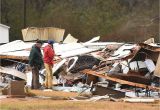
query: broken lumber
[
  {"left": 0, "top": 55, "right": 28, "bottom": 60},
  {"left": 82, "top": 69, "right": 160, "bottom": 91}
]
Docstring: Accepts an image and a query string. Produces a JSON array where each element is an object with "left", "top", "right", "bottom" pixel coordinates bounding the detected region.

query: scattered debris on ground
[{"left": 0, "top": 36, "right": 159, "bottom": 104}]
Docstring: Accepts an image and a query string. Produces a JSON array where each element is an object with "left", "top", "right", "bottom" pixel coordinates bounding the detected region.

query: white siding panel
[{"left": 0, "top": 25, "right": 9, "bottom": 43}]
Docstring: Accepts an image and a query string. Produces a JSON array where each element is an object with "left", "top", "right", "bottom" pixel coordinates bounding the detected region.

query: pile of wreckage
[{"left": 0, "top": 35, "right": 160, "bottom": 102}]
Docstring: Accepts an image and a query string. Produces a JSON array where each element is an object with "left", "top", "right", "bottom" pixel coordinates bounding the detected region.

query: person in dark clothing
[{"left": 29, "top": 40, "right": 43, "bottom": 89}]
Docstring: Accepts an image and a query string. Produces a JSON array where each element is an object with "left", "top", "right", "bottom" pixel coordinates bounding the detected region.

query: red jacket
[{"left": 43, "top": 44, "right": 55, "bottom": 66}]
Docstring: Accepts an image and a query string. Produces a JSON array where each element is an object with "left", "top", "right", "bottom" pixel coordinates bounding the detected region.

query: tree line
[{"left": 1, "top": 0, "right": 159, "bottom": 42}]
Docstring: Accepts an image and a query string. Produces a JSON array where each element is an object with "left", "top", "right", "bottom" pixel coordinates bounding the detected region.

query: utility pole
[
  {"left": 24, "top": 0, "right": 26, "bottom": 28},
  {"left": 159, "top": 0, "right": 160, "bottom": 42}
]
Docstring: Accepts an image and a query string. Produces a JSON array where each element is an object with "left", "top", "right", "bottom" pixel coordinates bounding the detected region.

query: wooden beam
[
  {"left": 82, "top": 69, "right": 160, "bottom": 91},
  {"left": 0, "top": 55, "right": 28, "bottom": 60}
]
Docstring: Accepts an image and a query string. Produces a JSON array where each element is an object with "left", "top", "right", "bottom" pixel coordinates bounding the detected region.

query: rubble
[{"left": 0, "top": 37, "right": 160, "bottom": 102}]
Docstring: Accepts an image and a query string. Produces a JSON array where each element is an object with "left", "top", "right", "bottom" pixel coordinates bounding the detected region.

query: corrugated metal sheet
[
  {"left": 22, "top": 27, "right": 65, "bottom": 42},
  {"left": 0, "top": 40, "right": 34, "bottom": 53}
]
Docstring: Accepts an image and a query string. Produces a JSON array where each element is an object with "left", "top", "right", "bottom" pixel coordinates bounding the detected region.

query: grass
[
  {"left": 30, "top": 90, "right": 78, "bottom": 98},
  {"left": 1, "top": 99, "right": 159, "bottom": 110},
  {"left": 0, "top": 90, "right": 159, "bottom": 110}
]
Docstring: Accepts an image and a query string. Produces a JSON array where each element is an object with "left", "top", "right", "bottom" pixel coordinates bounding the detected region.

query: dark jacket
[{"left": 29, "top": 45, "right": 43, "bottom": 69}]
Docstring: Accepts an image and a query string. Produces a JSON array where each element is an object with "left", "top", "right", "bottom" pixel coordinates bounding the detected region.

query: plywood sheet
[{"left": 22, "top": 27, "right": 65, "bottom": 42}]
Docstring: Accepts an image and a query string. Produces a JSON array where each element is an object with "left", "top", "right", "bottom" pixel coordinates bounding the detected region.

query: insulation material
[{"left": 22, "top": 27, "right": 65, "bottom": 42}]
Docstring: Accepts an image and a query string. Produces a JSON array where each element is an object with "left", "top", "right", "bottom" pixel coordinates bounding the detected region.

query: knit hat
[{"left": 48, "top": 40, "right": 54, "bottom": 44}]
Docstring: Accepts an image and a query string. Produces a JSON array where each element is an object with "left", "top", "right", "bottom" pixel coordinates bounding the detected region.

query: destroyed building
[{"left": 0, "top": 31, "right": 159, "bottom": 102}]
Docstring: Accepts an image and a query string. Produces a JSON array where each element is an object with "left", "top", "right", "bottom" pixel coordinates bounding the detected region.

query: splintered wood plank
[{"left": 82, "top": 69, "right": 160, "bottom": 91}]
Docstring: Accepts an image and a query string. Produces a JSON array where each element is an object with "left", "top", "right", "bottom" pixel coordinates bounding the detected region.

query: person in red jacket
[{"left": 43, "top": 40, "right": 55, "bottom": 89}]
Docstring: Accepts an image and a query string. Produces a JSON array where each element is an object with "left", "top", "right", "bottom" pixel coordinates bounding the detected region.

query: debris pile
[{"left": 0, "top": 36, "right": 159, "bottom": 102}]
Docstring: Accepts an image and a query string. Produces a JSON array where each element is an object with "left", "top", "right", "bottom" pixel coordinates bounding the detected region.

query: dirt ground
[{"left": 0, "top": 90, "right": 159, "bottom": 110}]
